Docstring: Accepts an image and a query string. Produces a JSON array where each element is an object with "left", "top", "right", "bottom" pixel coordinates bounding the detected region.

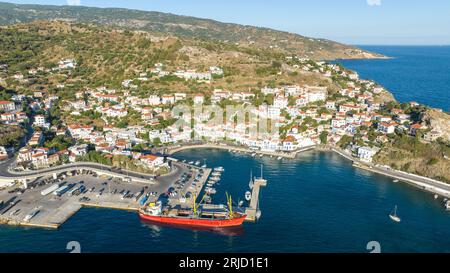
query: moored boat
[
  {"left": 214, "top": 167, "right": 225, "bottom": 172},
  {"left": 139, "top": 193, "right": 246, "bottom": 228},
  {"left": 389, "top": 205, "right": 401, "bottom": 222}
]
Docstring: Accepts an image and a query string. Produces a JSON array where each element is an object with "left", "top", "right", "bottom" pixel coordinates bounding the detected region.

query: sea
[
  {"left": 1, "top": 46, "right": 449, "bottom": 253},
  {"left": 337, "top": 46, "right": 450, "bottom": 112}
]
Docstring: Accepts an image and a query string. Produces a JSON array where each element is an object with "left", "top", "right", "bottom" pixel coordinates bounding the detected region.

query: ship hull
[{"left": 139, "top": 213, "right": 246, "bottom": 228}]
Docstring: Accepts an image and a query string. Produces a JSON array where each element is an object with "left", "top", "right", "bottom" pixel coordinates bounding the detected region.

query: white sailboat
[
  {"left": 389, "top": 205, "right": 401, "bottom": 222},
  {"left": 249, "top": 170, "right": 254, "bottom": 190},
  {"left": 445, "top": 201, "right": 450, "bottom": 211}
]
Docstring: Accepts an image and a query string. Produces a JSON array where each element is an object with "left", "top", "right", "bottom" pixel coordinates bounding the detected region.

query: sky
[{"left": 4, "top": 0, "right": 450, "bottom": 45}]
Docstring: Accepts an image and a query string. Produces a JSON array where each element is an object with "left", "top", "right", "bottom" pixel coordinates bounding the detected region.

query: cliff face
[{"left": 420, "top": 109, "right": 450, "bottom": 142}]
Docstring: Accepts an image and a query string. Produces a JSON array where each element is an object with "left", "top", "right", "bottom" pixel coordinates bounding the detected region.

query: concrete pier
[
  {"left": 0, "top": 163, "right": 196, "bottom": 229},
  {"left": 245, "top": 178, "right": 267, "bottom": 222}
]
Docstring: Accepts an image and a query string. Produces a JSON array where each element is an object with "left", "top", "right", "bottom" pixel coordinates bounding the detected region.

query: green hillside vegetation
[
  {"left": 0, "top": 21, "right": 336, "bottom": 99},
  {"left": 0, "top": 1, "right": 384, "bottom": 61}
]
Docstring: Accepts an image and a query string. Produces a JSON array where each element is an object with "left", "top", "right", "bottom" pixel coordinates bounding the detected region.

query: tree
[{"left": 320, "top": 131, "right": 329, "bottom": 144}]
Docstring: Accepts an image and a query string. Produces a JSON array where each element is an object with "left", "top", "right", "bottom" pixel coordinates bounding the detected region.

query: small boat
[
  {"left": 245, "top": 191, "right": 252, "bottom": 201},
  {"left": 194, "top": 161, "right": 201, "bottom": 166},
  {"left": 251, "top": 153, "right": 256, "bottom": 157},
  {"left": 211, "top": 172, "right": 222, "bottom": 177},
  {"left": 434, "top": 194, "right": 439, "bottom": 200},
  {"left": 188, "top": 161, "right": 194, "bottom": 165},
  {"left": 255, "top": 210, "right": 262, "bottom": 220},
  {"left": 259, "top": 154, "right": 263, "bottom": 158},
  {"left": 277, "top": 156, "right": 283, "bottom": 160},
  {"left": 238, "top": 200, "right": 244, "bottom": 207},
  {"left": 214, "top": 167, "right": 225, "bottom": 172},
  {"left": 204, "top": 196, "right": 212, "bottom": 203},
  {"left": 205, "top": 187, "right": 217, "bottom": 195},
  {"left": 201, "top": 164, "right": 207, "bottom": 168},
  {"left": 210, "top": 176, "right": 221, "bottom": 182},
  {"left": 389, "top": 205, "right": 401, "bottom": 223},
  {"left": 445, "top": 201, "right": 450, "bottom": 211},
  {"left": 393, "top": 179, "right": 399, "bottom": 183}
]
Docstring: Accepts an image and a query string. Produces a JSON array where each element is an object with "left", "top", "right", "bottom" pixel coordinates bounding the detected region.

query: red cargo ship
[{"left": 139, "top": 193, "right": 246, "bottom": 228}]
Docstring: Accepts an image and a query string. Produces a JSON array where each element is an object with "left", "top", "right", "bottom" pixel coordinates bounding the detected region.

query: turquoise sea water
[
  {"left": 1, "top": 46, "right": 449, "bottom": 253},
  {"left": 1, "top": 150, "right": 449, "bottom": 253},
  {"left": 337, "top": 46, "right": 450, "bottom": 112}
]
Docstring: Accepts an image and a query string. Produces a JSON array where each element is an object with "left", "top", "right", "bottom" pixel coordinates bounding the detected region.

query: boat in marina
[
  {"left": 214, "top": 167, "right": 225, "bottom": 172},
  {"left": 434, "top": 194, "right": 439, "bottom": 200},
  {"left": 188, "top": 161, "right": 194, "bottom": 165},
  {"left": 201, "top": 164, "right": 207, "bottom": 168},
  {"left": 194, "top": 160, "right": 201, "bottom": 166},
  {"left": 205, "top": 187, "right": 217, "bottom": 195},
  {"left": 210, "top": 176, "right": 221, "bottom": 182},
  {"left": 389, "top": 205, "right": 401, "bottom": 223},
  {"left": 277, "top": 156, "right": 283, "bottom": 160},
  {"left": 393, "top": 179, "right": 399, "bottom": 183},
  {"left": 445, "top": 201, "right": 450, "bottom": 211},
  {"left": 139, "top": 193, "right": 246, "bottom": 228}
]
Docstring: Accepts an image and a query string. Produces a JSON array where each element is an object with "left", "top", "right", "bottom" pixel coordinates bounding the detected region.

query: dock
[
  {"left": 245, "top": 177, "right": 267, "bottom": 222},
  {"left": 0, "top": 162, "right": 197, "bottom": 229}
]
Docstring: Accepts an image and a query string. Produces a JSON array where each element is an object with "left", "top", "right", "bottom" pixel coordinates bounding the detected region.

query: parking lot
[{"left": 0, "top": 162, "right": 208, "bottom": 229}]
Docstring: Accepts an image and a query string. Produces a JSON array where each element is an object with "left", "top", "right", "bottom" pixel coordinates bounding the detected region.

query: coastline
[{"left": 169, "top": 143, "right": 450, "bottom": 199}]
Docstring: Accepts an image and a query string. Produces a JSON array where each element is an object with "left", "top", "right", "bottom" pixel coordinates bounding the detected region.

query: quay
[
  {"left": 0, "top": 161, "right": 207, "bottom": 229},
  {"left": 166, "top": 142, "right": 316, "bottom": 159},
  {"left": 168, "top": 143, "right": 450, "bottom": 201},
  {"left": 245, "top": 177, "right": 267, "bottom": 222}
]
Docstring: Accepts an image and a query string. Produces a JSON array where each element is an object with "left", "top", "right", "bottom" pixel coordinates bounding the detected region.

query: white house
[
  {"left": 194, "top": 94, "right": 205, "bottom": 105},
  {"left": 0, "top": 101, "right": 15, "bottom": 112},
  {"left": 358, "top": 146, "right": 377, "bottom": 162}
]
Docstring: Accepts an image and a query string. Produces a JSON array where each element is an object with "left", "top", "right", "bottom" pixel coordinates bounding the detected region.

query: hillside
[
  {"left": 0, "top": 1, "right": 385, "bottom": 61},
  {"left": 0, "top": 20, "right": 338, "bottom": 97}
]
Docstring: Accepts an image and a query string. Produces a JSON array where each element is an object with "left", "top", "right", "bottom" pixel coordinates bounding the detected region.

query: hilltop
[
  {"left": 0, "top": 20, "right": 344, "bottom": 97},
  {"left": 0, "top": 1, "right": 384, "bottom": 61}
]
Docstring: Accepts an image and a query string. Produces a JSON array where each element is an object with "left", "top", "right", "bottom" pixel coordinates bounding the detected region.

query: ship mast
[
  {"left": 192, "top": 192, "right": 207, "bottom": 216},
  {"left": 226, "top": 192, "right": 234, "bottom": 219}
]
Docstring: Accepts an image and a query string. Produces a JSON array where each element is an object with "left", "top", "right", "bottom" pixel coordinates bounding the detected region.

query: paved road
[
  {"left": 332, "top": 147, "right": 450, "bottom": 194},
  {"left": 369, "top": 164, "right": 450, "bottom": 192},
  {"left": 0, "top": 157, "right": 193, "bottom": 186}
]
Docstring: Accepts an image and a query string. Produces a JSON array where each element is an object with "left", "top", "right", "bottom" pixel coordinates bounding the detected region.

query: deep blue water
[
  {"left": 1, "top": 46, "right": 449, "bottom": 253},
  {"left": 1, "top": 150, "right": 450, "bottom": 253},
  {"left": 337, "top": 46, "right": 450, "bottom": 112}
]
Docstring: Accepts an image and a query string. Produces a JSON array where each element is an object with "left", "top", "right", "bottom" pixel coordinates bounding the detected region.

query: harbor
[
  {"left": 165, "top": 142, "right": 316, "bottom": 159},
  {"left": 0, "top": 161, "right": 212, "bottom": 229}
]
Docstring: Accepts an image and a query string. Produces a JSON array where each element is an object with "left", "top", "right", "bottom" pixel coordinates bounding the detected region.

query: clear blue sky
[{"left": 5, "top": 0, "right": 450, "bottom": 45}]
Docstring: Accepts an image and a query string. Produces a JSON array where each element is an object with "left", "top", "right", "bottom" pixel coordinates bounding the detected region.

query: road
[{"left": 0, "top": 157, "right": 186, "bottom": 185}]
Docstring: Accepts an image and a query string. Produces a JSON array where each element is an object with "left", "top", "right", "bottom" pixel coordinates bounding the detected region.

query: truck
[
  {"left": 41, "top": 184, "right": 60, "bottom": 196},
  {"left": 67, "top": 185, "right": 79, "bottom": 196},
  {"left": 53, "top": 184, "right": 74, "bottom": 197}
]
